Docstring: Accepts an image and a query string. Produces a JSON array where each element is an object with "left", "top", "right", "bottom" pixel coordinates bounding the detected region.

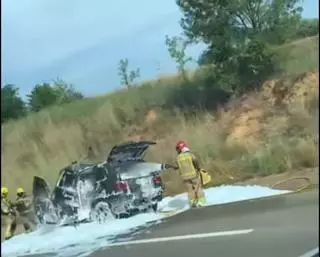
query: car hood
[
  {"left": 107, "top": 141, "right": 156, "bottom": 164},
  {"left": 116, "top": 162, "right": 164, "bottom": 180}
]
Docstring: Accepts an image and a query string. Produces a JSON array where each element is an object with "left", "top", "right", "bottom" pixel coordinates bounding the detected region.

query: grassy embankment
[{"left": 1, "top": 36, "right": 319, "bottom": 196}]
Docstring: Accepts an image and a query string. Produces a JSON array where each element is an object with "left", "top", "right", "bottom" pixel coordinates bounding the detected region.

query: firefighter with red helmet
[{"left": 173, "top": 141, "right": 206, "bottom": 208}]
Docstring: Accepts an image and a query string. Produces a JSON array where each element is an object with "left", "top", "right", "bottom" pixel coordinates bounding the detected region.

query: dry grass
[
  {"left": 2, "top": 73, "right": 318, "bottom": 196},
  {"left": 1, "top": 37, "right": 319, "bottom": 196},
  {"left": 155, "top": 78, "right": 318, "bottom": 195},
  {"left": 275, "top": 35, "right": 319, "bottom": 75}
]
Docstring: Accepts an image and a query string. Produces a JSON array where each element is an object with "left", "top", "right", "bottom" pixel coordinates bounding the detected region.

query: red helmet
[{"left": 175, "top": 140, "right": 187, "bottom": 151}]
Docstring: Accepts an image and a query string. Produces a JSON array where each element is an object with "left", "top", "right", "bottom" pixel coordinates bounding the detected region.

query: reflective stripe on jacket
[
  {"left": 176, "top": 152, "right": 199, "bottom": 180},
  {"left": 1, "top": 198, "right": 12, "bottom": 215}
]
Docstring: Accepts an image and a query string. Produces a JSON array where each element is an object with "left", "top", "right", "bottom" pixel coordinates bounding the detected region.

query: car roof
[{"left": 60, "top": 162, "right": 107, "bottom": 175}]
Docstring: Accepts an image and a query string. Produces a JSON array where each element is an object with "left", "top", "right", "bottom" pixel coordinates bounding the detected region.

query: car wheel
[{"left": 91, "top": 201, "right": 116, "bottom": 223}]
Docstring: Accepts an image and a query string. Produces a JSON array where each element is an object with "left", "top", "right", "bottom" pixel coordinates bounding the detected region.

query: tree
[
  {"left": 176, "top": 0, "right": 303, "bottom": 65},
  {"left": 175, "top": 0, "right": 301, "bottom": 92},
  {"left": 165, "top": 35, "right": 193, "bottom": 79},
  {"left": 293, "top": 18, "right": 319, "bottom": 39},
  {"left": 27, "top": 83, "right": 58, "bottom": 112},
  {"left": 176, "top": 0, "right": 303, "bottom": 46},
  {"left": 118, "top": 58, "right": 140, "bottom": 88},
  {"left": 27, "top": 81, "right": 83, "bottom": 112},
  {"left": 1, "top": 84, "right": 26, "bottom": 123},
  {"left": 236, "top": 39, "right": 276, "bottom": 92},
  {"left": 52, "top": 78, "right": 84, "bottom": 105}
]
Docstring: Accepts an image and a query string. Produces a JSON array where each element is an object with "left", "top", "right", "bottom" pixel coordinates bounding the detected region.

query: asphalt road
[
  {"left": 9, "top": 190, "right": 319, "bottom": 257},
  {"left": 90, "top": 190, "right": 319, "bottom": 257}
]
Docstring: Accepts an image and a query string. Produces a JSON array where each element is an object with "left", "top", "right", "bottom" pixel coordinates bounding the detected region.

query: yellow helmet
[
  {"left": 1, "top": 187, "right": 9, "bottom": 197},
  {"left": 17, "top": 187, "right": 25, "bottom": 194}
]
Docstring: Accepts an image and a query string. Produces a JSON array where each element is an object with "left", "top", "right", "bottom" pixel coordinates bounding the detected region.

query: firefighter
[
  {"left": 174, "top": 141, "right": 207, "bottom": 208},
  {"left": 14, "top": 188, "right": 34, "bottom": 233},
  {"left": 1, "top": 187, "right": 17, "bottom": 240}
]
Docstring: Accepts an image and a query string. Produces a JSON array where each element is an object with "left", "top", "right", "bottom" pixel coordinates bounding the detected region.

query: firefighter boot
[
  {"left": 197, "top": 197, "right": 207, "bottom": 207},
  {"left": 4, "top": 218, "right": 16, "bottom": 240}
]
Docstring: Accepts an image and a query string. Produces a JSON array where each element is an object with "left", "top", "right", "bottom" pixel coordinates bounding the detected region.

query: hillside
[{"left": 1, "top": 36, "right": 319, "bottom": 194}]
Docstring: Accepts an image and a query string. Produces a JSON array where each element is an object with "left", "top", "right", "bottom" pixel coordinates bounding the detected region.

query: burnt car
[
  {"left": 32, "top": 161, "right": 127, "bottom": 225},
  {"left": 106, "top": 141, "right": 166, "bottom": 214},
  {"left": 32, "top": 141, "right": 167, "bottom": 226}
]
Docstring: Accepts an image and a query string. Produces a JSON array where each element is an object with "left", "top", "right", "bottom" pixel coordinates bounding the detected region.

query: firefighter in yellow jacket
[
  {"left": 14, "top": 188, "right": 33, "bottom": 233},
  {"left": 1, "top": 187, "right": 17, "bottom": 240},
  {"left": 174, "top": 141, "right": 207, "bottom": 208}
]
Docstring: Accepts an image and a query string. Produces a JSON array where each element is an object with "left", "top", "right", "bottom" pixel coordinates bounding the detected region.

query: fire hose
[{"left": 271, "top": 176, "right": 315, "bottom": 193}]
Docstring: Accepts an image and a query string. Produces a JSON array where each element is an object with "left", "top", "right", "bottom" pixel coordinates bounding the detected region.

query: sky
[{"left": 1, "top": 0, "right": 318, "bottom": 98}]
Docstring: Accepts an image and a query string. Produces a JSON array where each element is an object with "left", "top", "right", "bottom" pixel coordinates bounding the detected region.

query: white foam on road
[{"left": 1, "top": 185, "right": 291, "bottom": 257}]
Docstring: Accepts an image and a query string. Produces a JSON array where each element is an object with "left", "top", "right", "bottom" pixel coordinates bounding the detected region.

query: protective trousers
[
  {"left": 16, "top": 212, "right": 33, "bottom": 233},
  {"left": 2, "top": 215, "right": 17, "bottom": 240},
  {"left": 183, "top": 176, "right": 206, "bottom": 207}
]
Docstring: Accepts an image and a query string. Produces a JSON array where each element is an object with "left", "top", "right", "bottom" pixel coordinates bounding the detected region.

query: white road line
[
  {"left": 298, "top": 247, "right": 319, "bottom": 257},
  {"left": 110, "top": 229, "right": 254, "bottom": 247}
]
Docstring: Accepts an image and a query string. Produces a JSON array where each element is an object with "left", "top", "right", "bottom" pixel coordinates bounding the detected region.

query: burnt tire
[{"left": 90, "top": 201, "right": 116, "bottom": 223}]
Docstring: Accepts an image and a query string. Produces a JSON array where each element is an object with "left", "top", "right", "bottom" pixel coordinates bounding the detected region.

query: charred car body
[
  {"left": 33, "top": 162, "right": 120, "bottom": 225},
  {"left": 32, "top": 141, "right": 166, "bottom": 225},
  {"left": 107, "top": 141, "right": 165, "bottom": 214}
]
